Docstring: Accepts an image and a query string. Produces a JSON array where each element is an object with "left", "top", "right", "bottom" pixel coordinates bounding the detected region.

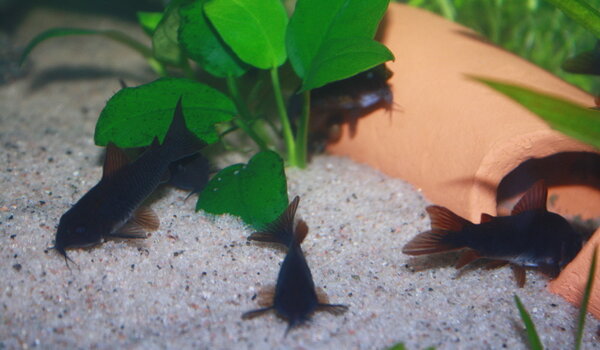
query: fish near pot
[{"left": 326, "top": 4, "right": 600, "bottom": 316}]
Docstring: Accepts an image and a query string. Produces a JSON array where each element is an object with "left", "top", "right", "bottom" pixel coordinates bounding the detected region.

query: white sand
[{"left": 1, "top": 6, "right": 598, "bottom": 350}]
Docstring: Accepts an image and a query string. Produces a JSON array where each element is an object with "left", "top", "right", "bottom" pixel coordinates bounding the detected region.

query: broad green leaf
[
  {"left": 152, "top": 0, "right": 185, "bottom": 65},
  {"left": 196, "top": 150, "right": 288, "bottom": 229},
  {"left": 137, "top": 11, "right": 164, "bottom": 37},
  {"left": 302, "top": 38, "right": 393, "bottom": 91},
  {"left": 287, "top": 0, "right": 394, "bottom": 91},
  {"left": 514, "top": 295, "right": 544, "bottom": 350},
  {"left": 474, "top": 77, "right": 600, "bottom": 149},
  {"left": 204, "top": 0, "right": 288, "bottom": 69},
  {"left": 575, "top": 246, "right": 598, "bottom": 350},
  {"left": 544, "top": 0, "right": 600, "bottom": 39},
  {"left": 179, "top": 0, "right": 248, "bottom": 77},
  {"left": 95, "top": 78, "right": 236, "bottom": 147},
  {"left": 19, "top": 28, "right": 153, "bottom": 66}
]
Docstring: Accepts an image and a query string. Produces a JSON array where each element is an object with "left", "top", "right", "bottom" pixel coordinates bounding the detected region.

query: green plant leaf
[
  {"left": 19, "top": 28, "right": 154, "bottom": 66},
  {"left": 94, "top": 78, "right": 236, "bottom": 148},
  {"left": 204, "top": 0, "right": 288, "bottom": 69},
  {"left": 302, "top": 38, "right": 394, "bottom": 91},
  {"left": 152, "top": 0, "right": 185, "bottom": 65},
  {"left": 286, "top": 0, "right": 394, "bottom": 91},
  {"left": 514, "top": 295, "right": 544, "bottom": 350},
  {"left": 385, "top": 343, "right": 407, "bottom": 350},
  {"left": 473, "top": 77, "right": 600, "bottom": 149},
  {"left": 196, "top": 150, "right": 288, "bottom": 229},
  {"left": 544, "top": 0, "right": 600, "bottom": 39},
  {"left": 179, "top": 0, "right": 248, "bottom": 77},
  {"left": 137, "top": 11, "right": 164, "bottom": 37},
  {"left": 575, "top": 245, "right": 598, "bottom": 350}
]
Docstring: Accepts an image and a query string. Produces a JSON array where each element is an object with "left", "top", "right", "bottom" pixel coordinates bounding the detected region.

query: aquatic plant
[
  {"left": 514, "top": 246, "right": 597, "bottom": 350},
  {"left": 21, "top": 0, "right": 394, "bottom": 227},
  {"left": 471, "top": 0, "right": 600, "bottom": 150}
]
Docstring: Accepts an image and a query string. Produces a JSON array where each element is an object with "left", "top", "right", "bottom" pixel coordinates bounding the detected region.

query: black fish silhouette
[
  {"left": 54, "top": 97, "right": 205, "bottom": 263},
  {"left": 403, "top": 181, "right": 582, "bottom": 287},
  {"left": 243, "top": 196, "right": 348, "bottom": 335}
]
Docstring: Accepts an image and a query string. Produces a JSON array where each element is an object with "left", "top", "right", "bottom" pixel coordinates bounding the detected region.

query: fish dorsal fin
[
  {"left": 426, "top": 205, "right": 471, "bottom": 232},
  {"left": 248, "top": 196, "right": 300, "bottom": 246},
  {"left": 480, "top": 213, "right": 494, "bottom": 223},
  {"left": 294, "top": 219, "right": 309, "bottom": 245},
  {"left": 103, "top": 143, "right": 129, "bottom": 179},
  {"left": 512, "top": 180, "right": 548, "bottom": 215},
  {"left": 132, "top": 206, "right": 160, "bottom": 231}
]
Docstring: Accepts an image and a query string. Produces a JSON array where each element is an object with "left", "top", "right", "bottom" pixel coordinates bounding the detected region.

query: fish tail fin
[
  {"left": 161, "top": 97, "right": 206, "bottom": 162},
  {"left": 248, "top": 196, "right": 301, "bottom": 247},
  {"left": 402, "top": 229, "right": 462, "bottom": 255}
]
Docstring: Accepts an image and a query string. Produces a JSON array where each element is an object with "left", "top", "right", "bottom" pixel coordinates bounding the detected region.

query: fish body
[
  {"left": 243, "top": 197, "right": 348, "bottom": 334},
  {"left": 403, "top": 181, "right": 582, "bottom": 286},
  {"left": 287, "top": 64, "right": 394, "bottom": 152},
  {"left": 54, "top": 97, "right": 204, "bottom": 261}
]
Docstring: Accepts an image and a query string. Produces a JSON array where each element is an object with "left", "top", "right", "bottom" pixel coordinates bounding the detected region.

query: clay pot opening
[{"left": 496, "top": 151, "right": 600, "bottom": 238}]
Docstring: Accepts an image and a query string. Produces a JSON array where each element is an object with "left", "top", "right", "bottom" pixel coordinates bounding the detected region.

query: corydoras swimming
[
  {"left": 54, "top": 97, "right": 204, "bottom": 263},
  {"left": 243, "top": 196, "right": 348, "bottom": 335},
  {"left": 402, "top": 181, "right": 582, "bottom": 287}
]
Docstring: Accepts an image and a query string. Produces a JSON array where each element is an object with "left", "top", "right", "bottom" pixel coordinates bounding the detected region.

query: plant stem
[
  {"left": 226, "top": 75, "right": 268, "bottom": 150},
  {"left": 101, "top": 30, "right": 167, "bottom": 76},
  {"left": 270, "top": 67, "right": 297, "bottom": 165},
  {"left": 295, "top": 90, "right": 310, "bottom": 169},
  {"left": 180, "top": 59, "right": 195, "bottom": 80}
]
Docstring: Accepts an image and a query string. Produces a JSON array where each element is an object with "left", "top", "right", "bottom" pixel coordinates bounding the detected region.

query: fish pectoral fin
[
  {"left": 132, "top": 206, "right": 160, "bottom": 231},
  {"left": 315, "top": 287, "right": 330, "bottom": 305},
  {"left": 512, "top": 265, "right": 527, "bottom": 288},
  {"left": 256, "top": 285, "right": 276, "bottom": 308},
  {"left": 110, "top": 221, "right": 148, "bottom": 239},
  {"left": 317, "top": 303, "right": 349, "bottom": 315},
  {"left": 103, "top": 143, "right": 130, "bottom": 179},
  {"left": 455, "top": 249, "right": 481, "bottom": 269},
  {"left": 241, "top": 307, "right": 273, "bottom": 320},
  {"left": 512, "top": 180, "right": 548, "bottom": 215},
  {"left": 483, "top": 259, "right": 509, "bottom": 270}
]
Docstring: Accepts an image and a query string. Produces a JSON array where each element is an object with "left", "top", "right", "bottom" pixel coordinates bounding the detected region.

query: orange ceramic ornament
[{"left": 327, "top": 4, "right": 600, "bottom": 317}]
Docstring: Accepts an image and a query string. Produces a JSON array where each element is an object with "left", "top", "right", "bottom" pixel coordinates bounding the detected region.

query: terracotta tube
[{"left": 327, "top": 4, "right": 600, "bottom": 316}]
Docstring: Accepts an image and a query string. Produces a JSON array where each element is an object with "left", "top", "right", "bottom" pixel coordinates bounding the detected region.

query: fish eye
[{"left": 75, "top": 226, "right": 86, "bottom": 234}]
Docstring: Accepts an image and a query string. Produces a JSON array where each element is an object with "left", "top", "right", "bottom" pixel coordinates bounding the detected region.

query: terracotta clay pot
[{"left": 327, "top": 4, "right": 600, "bottom": 317}]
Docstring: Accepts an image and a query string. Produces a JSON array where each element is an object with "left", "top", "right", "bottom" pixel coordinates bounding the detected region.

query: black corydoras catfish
[
  {"left": 243, "top": 196, "right": 348, "bottom": 334},
  {"left": 54, "top": 97, "right": 204, "bottom": 262},
  {"left": 288, "top": 64, "right": 394, "bottom": 152},
  {"left": 402, "top": 181, "right": 582, "bottom": 287}
]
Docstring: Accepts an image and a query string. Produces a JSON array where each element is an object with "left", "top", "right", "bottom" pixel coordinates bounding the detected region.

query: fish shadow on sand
[
  {"left": 27, "top": 65, "right": 149, "bottom": 92},
  {"left": 405, "top": 253, "right": 459, "bottom": 272}
]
